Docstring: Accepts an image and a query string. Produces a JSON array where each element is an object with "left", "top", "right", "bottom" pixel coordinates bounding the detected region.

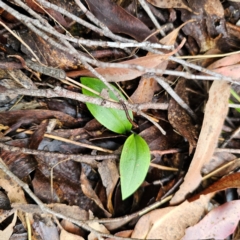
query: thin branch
[
  {"left": 0, "top": 142, "right": 118, "bottom": 168},
  {"left": 153, "top": 75, "right": 197, "bottom": 120},
  {"left": 1, "top": 87, "right": 169, "bottom": 111}
]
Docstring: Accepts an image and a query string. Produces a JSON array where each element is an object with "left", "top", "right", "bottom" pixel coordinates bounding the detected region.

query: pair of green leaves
[{"left": 81, "top": 77, "right": 150, "bottom": 200}]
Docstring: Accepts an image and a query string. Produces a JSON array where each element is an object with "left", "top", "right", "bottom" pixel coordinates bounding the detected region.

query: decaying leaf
[
  {"left": 181, "top": 0, "right": 227, "bottom": 52},
  {"left": 168, "top": 78, "right": 198, "bottom": 154},
  {"left": 170, "top": 80, "right": 230, "bottom": 204},
  {"left": 85, "top": 0, "right": 158, "bottom": 42},
  {"left": 132, "top": 194, "right": 211, "bottom": 239},
  {"left": 18, "top": 30, "right": 78, "bottom": 70}
]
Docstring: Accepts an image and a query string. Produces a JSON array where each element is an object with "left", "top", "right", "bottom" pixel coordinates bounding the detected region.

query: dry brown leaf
[
  {"left": 170, "top": 80, "right": 230, "bottom": 204},
  {"left": 60, "top": 229, "right": 84, "bottom": 240},
  {"left": 168, "top": 78, "right": 198, "bottom": 154},
  {"left": 131, "top": 195, "right": 211, "bottom": 239},
  {"left": 130, "top": 21, "right": 191, "bottom": 104},
  {"left": 98, "top": 160, "right": 119, "bottom": 214},
  {"left": 130, "top": 76, "right": 160, "bottom": 103}
]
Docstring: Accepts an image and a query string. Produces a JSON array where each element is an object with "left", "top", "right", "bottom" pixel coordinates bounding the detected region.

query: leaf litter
[{"left": 1, "top": 0, "right": 240, "bottom": 239}]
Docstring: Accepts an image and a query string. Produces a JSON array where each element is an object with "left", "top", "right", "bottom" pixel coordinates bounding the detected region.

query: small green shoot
[
  {"left": 81, "top": 77, "right": 150, "bottom": 200},
  {"left": 81, "top": 77, "right": 132, "bottom": 134},
  {"left": 120, "top": 134, "right": 150, "bottom": 200},
  {"left": 230, "top": 88, "right": 240, "bottom": 113}
]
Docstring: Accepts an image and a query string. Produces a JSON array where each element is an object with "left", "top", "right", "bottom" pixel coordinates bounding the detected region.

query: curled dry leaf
[
  {"left": 106, "top": 230, "right": 133, "bottom": 240},
  {"left": 80, "top": 170, "right": 111, "bottom": 217},
  {"left": 170, "top": 80, "right": 230, "bottom": 204},
  {"left": 131, "top": 195, "right": 211, "bottom": 240},
  {"left": 98, "top": 160, "right": 119, "bottom": 214},
  {"left": 183, "top": 200, "right": 240, "bottom": 239}
]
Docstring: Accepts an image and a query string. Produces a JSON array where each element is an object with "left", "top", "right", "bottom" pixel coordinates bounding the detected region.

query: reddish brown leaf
[
  {"left": 190, "top": 172, "right": 240, "bottom": 201},
  {"left": 67, "top": 53, "right": 170, "bottom": 81}
]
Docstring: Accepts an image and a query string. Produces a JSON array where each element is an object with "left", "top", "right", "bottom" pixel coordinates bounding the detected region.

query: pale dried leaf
[
  {"left": 182, "top": 200, "right": 240, "bottom": 239},
  {"left": 98, "top": 160, "right": 119, "bottom": 214},
  {"left": 60, "top": 228, "right": 84, "bottom": 240},
  {"left": 160, "top": 20, "right": 195, "bottom": 46},
  {"left": 132, "top": 195, "right": 211, "bottom": 239},
  {"left": 202, "top": 152, "right": 237, "bottom": 175},
  {"left": 170, "top": 80, "right": 230, "bottom": 204},
  {"left": 0, "top": 168, "right": 27, "bottom": 204},
  {"left": 0, "top": 211, "right": 17, "bottom": 239},
  {"left": 208, "top": 53, "right": 240, "bottom": 69},
  {"left": 211, "top": 64, "right": 240, "bottom": 80},
  {"left": 88, "top": 222, "right": 110, "bottom": 240},
  {"left": 50, "top": 203, "right": 89, "bottom": 221}
]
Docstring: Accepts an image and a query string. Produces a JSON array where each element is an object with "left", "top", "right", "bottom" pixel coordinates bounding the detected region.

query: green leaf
[
  {"left": 81, "top": 77, "right": 133, "bottom": 134},
  {"left": 120, "top": 134, "right": 150, "bottom": 200}
]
